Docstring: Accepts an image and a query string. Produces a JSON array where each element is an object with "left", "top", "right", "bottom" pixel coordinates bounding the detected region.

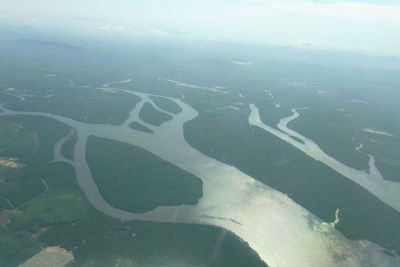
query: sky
[{"left": 1, "top": 0, "right": 399, "bottom": 55}]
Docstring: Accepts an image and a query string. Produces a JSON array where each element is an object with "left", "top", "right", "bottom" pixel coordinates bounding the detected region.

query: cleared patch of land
[
  {"left": 18, "top": 246, "right": 73, "bottom": 267},
  {"left": 362, "top": 128, "right": 394, "bottom": 137},
  {"left": 0, "top": 43, "right": 266, "bottom": 266},
  {"left": 0, "top": 157, "right": 24, "bottom": 176}
]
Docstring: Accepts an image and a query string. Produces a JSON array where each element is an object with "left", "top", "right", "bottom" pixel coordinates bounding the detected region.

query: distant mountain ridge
[
  {"left": 13, "top": 39, "right": 84, "bottom": 52},
  {"left": 0, "top": 38, "right": 106, "bottom": 71}
]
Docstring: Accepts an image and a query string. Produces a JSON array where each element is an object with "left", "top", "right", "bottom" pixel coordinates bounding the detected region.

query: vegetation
[
  {"left": 6, "top": 86, "right": 140, "bottom": 125},
  {"left": 1, "top": 26, "right": 400, "bottom": 266},
  {"left": 61, "top": 131, "right": 78, "bottom": 160},
  {"left": 86, "top": 136, "right": 203, "bottom": 212},
  {"left": 128, "top": 121, "right": 153, "bottom": 134},
  {"left": 0, "top": 198, "right": 10, "bottom": 209},
  {"left": 0, "top": 122, "right": 38, "bottom": 152},
  {"left": 150, "top": 96, "right": 182, "bottom": 114},
  {"left": 0, "top": 162, "right": 82, "bottom": 266},
  {"left": 183, "top": 92, "right": 400, "bottom": 255},
  {"left": 139, "top": 102, "right": 173, "bottom": 126},
  {"left": 0, "top": 228, "right": 41, "bottom": 265},
  {"left": 40, "top": 217, "right": 266, "bottom": 267},
  {"left": 0, "top": 152, "right": 264, "bottom": 267},
  {"left": 0, "top": 177, "right": 44, "bottom": 207},
  {"left": 10, "top": 192, "right": 87, "bottom": 232},
  {"left": 0, "top": 35, "right": 268, "bottom": 267},
  {"left": 0, "top": 115, "right": 69, "bottom": 163}
]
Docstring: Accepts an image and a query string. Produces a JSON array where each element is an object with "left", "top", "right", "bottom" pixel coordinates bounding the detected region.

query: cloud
[
  {"left": 148, "top": 29, "right": 170, "bottom": 35},
  {"left": 1, "top": 0, "right": 400, "bottom": 55}
]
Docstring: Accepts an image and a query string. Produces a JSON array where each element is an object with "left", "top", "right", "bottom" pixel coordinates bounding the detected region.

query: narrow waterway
[
  {"left": 249, "top": 104, "right": 400, "bottom": 214},
  {"left": 1, "top": 81, "right": 399, "bottom": 267}
]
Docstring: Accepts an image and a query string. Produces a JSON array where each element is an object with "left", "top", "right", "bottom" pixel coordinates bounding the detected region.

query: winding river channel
[
  {"left": 249, "top": 105, "right": 400, "bottom": 214},
  {"left": 1, "top": 80, "right": 399, "bottom": 267}
]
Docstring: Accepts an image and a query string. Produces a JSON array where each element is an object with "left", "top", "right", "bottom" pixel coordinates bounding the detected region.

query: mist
[{"left": 1, "top": 0, "right": 400, "bottom": 55}]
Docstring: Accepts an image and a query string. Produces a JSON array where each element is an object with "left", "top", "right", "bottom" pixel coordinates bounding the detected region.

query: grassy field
[
  {"left": 40, "top": 217, "right": 266, "bottom": 267},
  {"left": 0, "top": 115, "right": 69, "bottom": 164},
  {"left": 0, "top": 122, "right": 38, "bottom": 152},
  {"left": 0, "top": 35, "right": 271, "bottom": 267},
  {"left": 0, "top": 177, "right": 44, "bottom": 207},
  {"left": 86, "top": 136, "right": 203, "bottom": 212},
  {"left": 0, "top": 162, "right": 81, "bottom": 266},
  {"left": 0, "top": 115, "right": 72, "bottom": 210},
  {"left": 10, "top": 192, "right": 87, "bottom": 232},
  {"left": 1, "top": 28, "right": 399, "bottom": 265},
  {"left": 0, "top": 161, "right": 265, "bottom": 267},
  {"left": 0, "top": 227, "right": 41, "bottom": 266}
]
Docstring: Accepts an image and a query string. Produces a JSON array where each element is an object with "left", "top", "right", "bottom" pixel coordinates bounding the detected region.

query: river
[
  {"left": 248, "top": 104, "right": 400, "bottom": 214},
  {"left": 0, "top": 80, "right": 399, "bottom": 267}
]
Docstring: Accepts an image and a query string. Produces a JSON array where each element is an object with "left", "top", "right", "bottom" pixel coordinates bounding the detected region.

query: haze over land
[
  {"left": 0, "top": 1, "right": 400, "bottom": 266},
  {"left": 1, "top": 0, "right": 400, "bottom": 55}
]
